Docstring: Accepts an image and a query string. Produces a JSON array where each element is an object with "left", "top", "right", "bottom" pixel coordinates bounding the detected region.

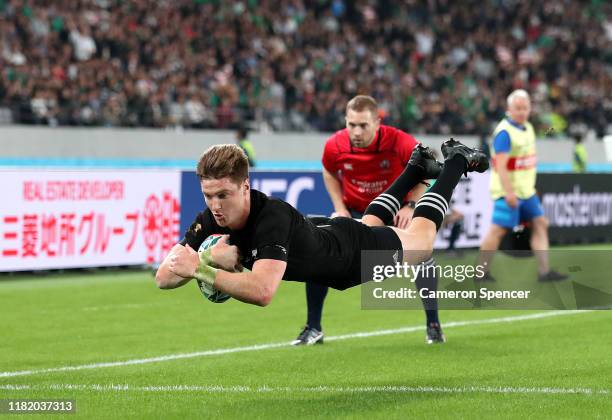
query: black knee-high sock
[
  {"left": 306, "top": 282, "right": 328, "bottom": 331},
  {"left": 364, "top": 164, "right": 425, "bottom": 225},
  {"left": 414, "top": 257, "right": 440, "bottom": 325},
  {"left": 413, "top": 155, "right": 465, "bottom": 230}
]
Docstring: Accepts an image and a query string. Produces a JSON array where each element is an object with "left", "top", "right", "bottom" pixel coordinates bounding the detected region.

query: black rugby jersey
[{"left": 181, "top": 189, "right": 360, "bottom": 288}]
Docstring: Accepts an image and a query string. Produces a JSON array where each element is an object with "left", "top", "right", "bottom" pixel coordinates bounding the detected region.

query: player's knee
[
  {"left": 407, "top": 218, "right": 437, "bottom": 241},
  {"left": 392, "top": 228, "right": 433, "bottom": 265},
  {"left": 491, "top": 225, "right": 508, "bottom": 239},
  {"left": 402, "top": 231, "right": 435, "bottom": 255},
  {"left": 414, "top": 232, "right": 435, "bottom": 250},
  {"left": 532, "top": 216, "right": 549, "bottom": 231},
  {"left": 402, "top": 248, "right": 433, "bottom": 266}
]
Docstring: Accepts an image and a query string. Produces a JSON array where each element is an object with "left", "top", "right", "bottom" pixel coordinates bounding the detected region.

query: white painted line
[
  {"left": 0, "top": 310, "right": 592, "bottom": 378},
  {"left": 0, "top": 384, "right": 608, "bottom": 395},
  {"left": 82, "top": 303, "right": 164, "bottom": 312}
]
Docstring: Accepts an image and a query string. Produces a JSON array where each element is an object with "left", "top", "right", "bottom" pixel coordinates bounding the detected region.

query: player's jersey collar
[{"left": 350, "top": 128, "right": 382, "bottom": 153}]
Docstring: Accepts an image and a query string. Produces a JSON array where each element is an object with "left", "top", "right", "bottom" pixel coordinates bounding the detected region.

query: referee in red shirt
[{"left": 292, "top": 95, "right": 445, "bottom": 345}]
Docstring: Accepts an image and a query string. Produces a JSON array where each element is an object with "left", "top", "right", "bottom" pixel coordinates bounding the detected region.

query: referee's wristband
[{"left": 193, "top": 248, "right": 218, "bottom": 288}]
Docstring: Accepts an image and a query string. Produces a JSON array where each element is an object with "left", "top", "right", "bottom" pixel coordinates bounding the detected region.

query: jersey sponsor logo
[{"left": 349, "top": 179, "right": 388, "bottom": 194}]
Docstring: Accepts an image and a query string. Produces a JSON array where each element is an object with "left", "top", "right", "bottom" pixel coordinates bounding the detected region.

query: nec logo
[{"left": 251, "top": 177, "right": 315, "bottom": 207}]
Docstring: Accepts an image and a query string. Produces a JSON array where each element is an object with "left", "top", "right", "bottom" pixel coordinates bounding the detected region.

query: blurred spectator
[
  {"left": 570, "top": 126, "right": 588, "bottom": 173},
  {"left": 0, "top": 0, "right": 609, "bottom": 136},
  {"left": 236, "top": 126, "right": 256, "bottom": 167}
]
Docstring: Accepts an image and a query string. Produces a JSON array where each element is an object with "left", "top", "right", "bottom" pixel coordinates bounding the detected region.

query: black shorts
[{"left": 325, "top": 217, "right": 402, "bottom": 290}]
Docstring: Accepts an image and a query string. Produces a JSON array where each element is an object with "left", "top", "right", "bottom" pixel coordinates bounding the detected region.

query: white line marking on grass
[
  {"left": 82, "top": 303, "right": 164, "bottom": 311},
  {"left": 0, "top": 384, "right": 608, "bottom": 396},
  {"left": 0, "top": 385, "right": 31, "bottom": 390},
  {"left": 0, "top": 310, "right": 593, "bottom": 378}
]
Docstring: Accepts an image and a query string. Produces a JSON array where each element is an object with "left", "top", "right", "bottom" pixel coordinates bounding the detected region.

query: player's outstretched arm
[
  {"left": 214, "top": 259, "right": 286, "bottom": 307},
  {"left": 156, "top": 243, "right": 198, "bottom": 289}
]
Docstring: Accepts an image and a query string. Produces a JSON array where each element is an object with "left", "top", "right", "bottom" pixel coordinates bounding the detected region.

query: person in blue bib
[{"left": 478, "top": 89, "right": 567, "bottom": 282}]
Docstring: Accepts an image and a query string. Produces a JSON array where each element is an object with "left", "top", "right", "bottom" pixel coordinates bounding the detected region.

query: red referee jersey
[{"left": 322, "top": 125, "right": 419, "bottom": 213}]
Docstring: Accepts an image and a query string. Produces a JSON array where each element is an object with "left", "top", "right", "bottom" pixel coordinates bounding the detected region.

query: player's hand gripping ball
[{"left": 196, "top": 234, "right": 236, "bottom": 303}]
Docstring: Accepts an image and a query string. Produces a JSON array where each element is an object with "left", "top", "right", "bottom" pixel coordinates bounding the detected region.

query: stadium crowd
[{"left": 0, "top": 0, "right": 610, "bottom": 136}]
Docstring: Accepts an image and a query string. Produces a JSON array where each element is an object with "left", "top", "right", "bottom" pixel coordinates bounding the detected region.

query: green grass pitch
[{"left": 1, "top": 245, "right": 611, "bottom": 419}]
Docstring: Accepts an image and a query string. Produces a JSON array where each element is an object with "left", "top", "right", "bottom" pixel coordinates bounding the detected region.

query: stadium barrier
[
  {"left": 2, "top": 126, "right": 611, "bottom": 169},
  {"left": 0, "top": 169, "right": 181, "bottom": 272},
  {"left": 3, "top": 169, "right": 611, "bottom": 272}
]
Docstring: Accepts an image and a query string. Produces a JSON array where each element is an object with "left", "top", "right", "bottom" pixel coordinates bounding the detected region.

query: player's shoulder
[
  {"left": 253, "top": 192, "right": 301, "bottom": 228},
  {"left": 379, "top": 125, "right": 417, "bottom": 148},
  {"left": 253, "top": 189, "right": 293, "bottom": 214},
  {"left": 325, "top": 129, "right": 351, "bottom": 152},
  {"left": 262, "top": 195, "right": 294, "bottom": 213}
]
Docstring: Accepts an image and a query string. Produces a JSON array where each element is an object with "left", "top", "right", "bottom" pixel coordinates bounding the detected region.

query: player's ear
[
  {"left": 243, "top": 178, "right": 250, "bottom": 194},
  {"left": 374, "top": 113, "right": 381, "bottom": 127}
]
